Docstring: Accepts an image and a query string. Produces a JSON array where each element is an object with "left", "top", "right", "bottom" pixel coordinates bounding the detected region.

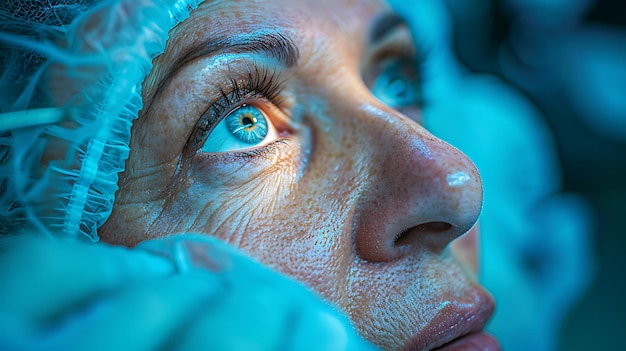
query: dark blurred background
[{"left": 445, "top": 0, "right": 625, "bottom": 349}]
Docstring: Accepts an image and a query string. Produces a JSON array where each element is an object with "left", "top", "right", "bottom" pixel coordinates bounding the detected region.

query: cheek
[
  {"left": 150, "top": 139, "right": 305, "bottom": 240},
  {"left": 228, "top": 193, "right": 357, "bottom": 310},
  {"left": 158, "top": 144, "right": 359, "bottom": 305}
]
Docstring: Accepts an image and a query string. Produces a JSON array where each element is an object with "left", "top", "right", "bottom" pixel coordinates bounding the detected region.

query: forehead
[
  {"left": 190, "top": 0, "right": 385, "bottom": 47},
  {"left": 181, "top": 0, "right": 389, "bottom": 36},
  {"left": 143, "top": 0, "right": 392, "bottom": 103},
  {"left": 151, "top": 0, "right": 390, "bottom": 74}
]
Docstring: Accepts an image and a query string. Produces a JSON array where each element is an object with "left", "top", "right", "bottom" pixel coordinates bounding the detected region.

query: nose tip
[{"left": 353, "top": 118, "right": 482, "bottom": 263}]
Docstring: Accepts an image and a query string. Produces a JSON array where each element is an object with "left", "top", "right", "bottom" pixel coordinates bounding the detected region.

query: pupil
[{"left": 242, "top": 116, "right": 254, "bottom": 126}]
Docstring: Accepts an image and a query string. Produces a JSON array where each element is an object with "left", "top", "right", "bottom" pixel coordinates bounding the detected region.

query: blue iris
[
  {"left": 371, "top": 61, "right": 420, "bottom": 108},
  {"left": 225, "top": 105, "right": 269, "bottom": 144}
]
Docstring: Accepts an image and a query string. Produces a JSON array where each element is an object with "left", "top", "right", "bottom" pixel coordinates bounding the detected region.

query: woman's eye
[
  {"left": 371, "top": 59, "right": 422, "bottom": 108},
  {"left": 199, "top": 104, "right": 279, "bottom": 153}
]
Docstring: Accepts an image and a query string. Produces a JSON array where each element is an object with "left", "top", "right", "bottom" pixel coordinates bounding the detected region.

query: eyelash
[{"left": 190, "top": 64, "right": 286, "bottom": 152}]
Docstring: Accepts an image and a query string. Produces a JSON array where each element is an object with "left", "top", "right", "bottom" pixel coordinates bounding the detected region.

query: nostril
[
  {"left": 393, "top": 221, "right": 453, "bottom": 246},
  {"left": 417, "top": 221, "right": 453, "bottom": 233}
]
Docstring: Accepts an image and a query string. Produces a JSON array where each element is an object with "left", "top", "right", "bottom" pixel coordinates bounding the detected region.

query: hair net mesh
[{"left": 0, "top": 0, "right": 203, "bottom": 241}]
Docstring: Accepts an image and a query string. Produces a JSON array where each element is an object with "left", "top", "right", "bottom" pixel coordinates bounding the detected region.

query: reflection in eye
[
  {"left": 200, "top": 104, "right": 279, "bottom": 153},
  {"left": 226, "top": 105, "right": 269, "bottom": 143},
  {"left": 371, "top": 58, "right": 422, "bottom": 108}
]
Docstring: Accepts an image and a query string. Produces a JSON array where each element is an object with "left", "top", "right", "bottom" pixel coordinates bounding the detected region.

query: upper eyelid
[
  {"left": 369, "top": 12, "right": 409, "bottom": 44},
  {"left": 370, "top": 27, "right": 420, "bottom": 60},
  {"left": 361, "top": 28, "right": 424, "bottom": 82},
  {"left": 154, "top": 31, "right": 299, "bottom": 101},
  {"left": 208, "top": 64, "right": 285, "bottom": 116},
  {"left": 143, "top": 30, "right": 299, "bottom": 125}
]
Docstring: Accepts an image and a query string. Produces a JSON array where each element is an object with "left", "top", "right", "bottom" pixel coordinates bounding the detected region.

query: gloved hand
[{"left": 0, "top": 234, "right": 379, "bottom": 351}]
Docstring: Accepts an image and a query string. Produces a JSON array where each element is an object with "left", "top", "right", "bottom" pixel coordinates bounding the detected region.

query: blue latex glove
[{"left": 0, "top": 234, "right": 379, "bottom": 351}]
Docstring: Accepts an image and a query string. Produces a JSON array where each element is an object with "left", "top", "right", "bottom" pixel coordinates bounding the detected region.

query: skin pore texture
[{"left": 99, "top": 0, "right": 496, "bottom": 350}]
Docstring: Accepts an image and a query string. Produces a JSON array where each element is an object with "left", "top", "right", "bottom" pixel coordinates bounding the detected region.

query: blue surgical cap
[{"left": 0, "top": 0, "right": 203, "bottom": 241}]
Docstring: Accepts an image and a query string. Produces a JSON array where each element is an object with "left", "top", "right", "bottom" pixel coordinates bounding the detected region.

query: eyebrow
[
  {"left": 144, "top": 30, "right": 300, "bottom": 118},
  {"left": 178, "top": 30, "right": 300, "bottom": 70},
  {"left": 369, "top": 12, "right": 408, "bottom": 43}
]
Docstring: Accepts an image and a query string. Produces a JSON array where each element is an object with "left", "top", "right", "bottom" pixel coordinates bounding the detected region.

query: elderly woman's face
[{"left": 100, "top": 0, "right": 495, "bottom": 349}]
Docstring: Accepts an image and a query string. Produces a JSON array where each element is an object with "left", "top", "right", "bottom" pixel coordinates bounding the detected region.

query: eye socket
[
  {"left": 370, "top": 58, "right": 422, "bottom": 109},
  {"left": 198, "top": 104, "right": 279, "bottom": 153}
]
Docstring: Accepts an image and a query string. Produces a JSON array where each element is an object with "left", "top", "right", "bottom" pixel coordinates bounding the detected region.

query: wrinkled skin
[{"left": 100, "top": 0, "right": 494, "bottom": 349}]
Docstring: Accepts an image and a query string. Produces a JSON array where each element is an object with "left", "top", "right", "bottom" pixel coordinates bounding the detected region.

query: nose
[{"left": 352, "top": 105, "right": 482, "bottom": 262}]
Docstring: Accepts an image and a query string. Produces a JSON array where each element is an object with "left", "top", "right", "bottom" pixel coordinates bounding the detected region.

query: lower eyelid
[
  {"left": 241, "top": 138, "right": 293, "bottom": 159},
  {"left": 195, "top": 137, "right": 295, "bottom": 163},
  {"left": 187, "top": 138, "right": 303, "bottom": 197}
]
